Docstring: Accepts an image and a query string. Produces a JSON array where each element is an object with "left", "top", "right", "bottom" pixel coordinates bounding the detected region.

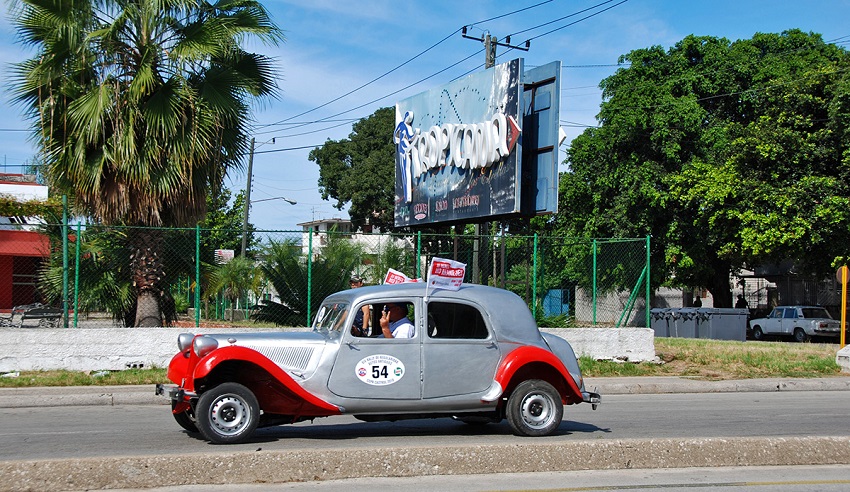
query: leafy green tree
[
  {"left": 200, "top": 188, "right": 251, "bottom": 263},
  {"left": 207, "top": 255, "right": 261, "bottom": 321},
  {"left": 310, "top": 107, "right": 396, "bottom": 230},
  {"left": 12, "top": 0, "right": 282, "bottom": 325},
  {"left": 560, "top": 30, "right": 850, "bottom": 307},
  {"left": 37, "top": 223, "right": 194, "bottom": 326}
]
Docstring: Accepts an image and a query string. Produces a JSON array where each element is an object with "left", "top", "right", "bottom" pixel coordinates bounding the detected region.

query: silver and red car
[{"left": 157, "top": 283, "right": 600, "bottom": 444}]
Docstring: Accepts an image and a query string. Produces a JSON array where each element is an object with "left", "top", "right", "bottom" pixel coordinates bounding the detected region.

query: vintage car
[
  {"left": 156, "top": 283, "right": 600, "bottom": 444},
  {"left": 749, "top": 305, "right": 842, "bottom": 342}
]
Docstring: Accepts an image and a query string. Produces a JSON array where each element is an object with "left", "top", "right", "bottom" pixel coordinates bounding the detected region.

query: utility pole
[
  {"left": 461, "top": 27, "right": 530, "bottom": 283},
  {"left": 240, "top": 137, "right": 255, "bottom": 256}
]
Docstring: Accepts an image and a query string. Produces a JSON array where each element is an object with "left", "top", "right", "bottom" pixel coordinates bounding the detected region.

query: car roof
[{"left": 322, "top": 283, "right": 542, "bottom": 343}]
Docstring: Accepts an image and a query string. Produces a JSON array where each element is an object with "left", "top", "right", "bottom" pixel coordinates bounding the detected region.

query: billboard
[{"left": 394, "top": 58, "right": 524, "bottom": 227}]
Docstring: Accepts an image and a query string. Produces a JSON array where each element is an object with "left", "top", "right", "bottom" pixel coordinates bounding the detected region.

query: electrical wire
[{"left": 252, "top": 1, "right": 573, "bottom": 136}]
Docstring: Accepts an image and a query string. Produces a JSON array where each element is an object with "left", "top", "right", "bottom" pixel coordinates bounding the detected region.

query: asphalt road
[{"left": 1, "top": 391, "right": 849, "bottom": 461}]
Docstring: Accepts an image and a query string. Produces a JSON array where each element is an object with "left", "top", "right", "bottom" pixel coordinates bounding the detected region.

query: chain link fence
[{"left": 0, "top": 223, "right": 650, "bottom": 328}]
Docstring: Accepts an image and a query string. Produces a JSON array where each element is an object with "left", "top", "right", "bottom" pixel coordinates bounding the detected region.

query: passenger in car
[
  {"left": 349, "top": 276, "right": 370, "bottom": 336},
  {"left": 379, "top": 303, "right": 415, "bottom": 338}
]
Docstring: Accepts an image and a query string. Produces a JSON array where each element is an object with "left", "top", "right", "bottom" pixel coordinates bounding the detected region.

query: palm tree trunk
[{"left": 129, "top": 228, "right": 165, "bottom": 326}]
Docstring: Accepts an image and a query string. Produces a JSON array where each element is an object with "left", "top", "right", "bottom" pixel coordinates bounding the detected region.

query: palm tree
[
  {"left": 11, "top": 0, "right": 283, "bottom": 326},
  {"left": 254, "top": 235, "right": 365, "bottom": 327},
  {"left": 208, "top": 255, "right": 261, "bottom": 321}
]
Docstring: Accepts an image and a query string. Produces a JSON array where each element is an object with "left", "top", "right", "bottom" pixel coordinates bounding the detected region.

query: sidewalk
[{"left": 1, "top": 376, "right": 849, "bottom": 408}]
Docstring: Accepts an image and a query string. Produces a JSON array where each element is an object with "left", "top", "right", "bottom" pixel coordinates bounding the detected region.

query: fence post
[
  {"left": 592, "top": 239, "right": 597, "bottom": 326},
  {"left": 307, "top": 227, "right": 313, "bottom": 327},
  {"left": 195, "top": 225, "right": 200, "bottom": 327},
  {"left": 645, "top": 235, "right": 651, "bottom": 328},
  {"left": 532, "top": 233, "right": 538, "bottom": 318},
  {"left": 416, "top": 231, "right": 422, "bottom": 279},
  {"left": 62, "top": 195, "right": 69, "bottom": 328},
  {"left": 74, "top": 223, "right": 81, "bottom": 328}
]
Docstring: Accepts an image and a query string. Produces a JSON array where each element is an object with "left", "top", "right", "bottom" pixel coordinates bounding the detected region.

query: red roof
[{"left": 0, "top": 230, "right": 50, "bottom": 257}]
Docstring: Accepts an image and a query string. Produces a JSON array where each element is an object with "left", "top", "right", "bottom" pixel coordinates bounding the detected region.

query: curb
[
  {"left": 2, "top": 436, "right": 849, "bottom": 492},
  {"left": 1, "top": 377, "right": 849, "bottom": 408}
]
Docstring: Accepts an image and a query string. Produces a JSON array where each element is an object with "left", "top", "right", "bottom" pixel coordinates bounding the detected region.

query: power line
[{"left": 253, "top": 2, "right": 559, "bottom": 134}]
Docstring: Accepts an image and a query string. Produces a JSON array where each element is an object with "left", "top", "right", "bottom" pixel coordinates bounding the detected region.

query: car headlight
[
  {"left": 193, "top": 336, "right": 219, "bottom": 358},
  {"left": 177, "top": 333, "right": 195, "bottom": 353}
]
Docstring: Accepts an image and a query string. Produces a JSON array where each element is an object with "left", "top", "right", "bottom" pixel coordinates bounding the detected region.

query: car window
[
  {"left": 770, "top": 308, "right": 783, "bottom": 318},
  {"left": 426, "top": 301, "right": 488, "bottom": 339},
  {"left": 783, "top": 308, "right": 797, "bottom": 319},
  {"left": 364, "top": 301, "right": 416, "bottom": 339},
  {"left": 313, "top": 303, "right": 349, "bottom": 332},
  {"left": 802, "top": 308, "right": 832, "bottom": 319}
]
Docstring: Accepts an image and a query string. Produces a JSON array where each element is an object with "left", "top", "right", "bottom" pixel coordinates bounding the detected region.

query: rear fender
[{"left": 494, "top": 346, "right": 584, "bottom": 404}]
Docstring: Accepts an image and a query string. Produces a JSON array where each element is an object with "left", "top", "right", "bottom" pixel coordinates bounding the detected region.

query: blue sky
[{"left": 1, "top": 0, "right": 849, "bottom": 231}]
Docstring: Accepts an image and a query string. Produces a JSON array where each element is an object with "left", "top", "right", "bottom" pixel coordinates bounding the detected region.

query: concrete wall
[{"left": 0, "top": 326, "right": 655, "bottom": 372}]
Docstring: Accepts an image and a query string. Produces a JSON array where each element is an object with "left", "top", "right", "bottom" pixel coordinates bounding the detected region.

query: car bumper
[
  {"left": 582, "top": 390, "right": 601, "bottom": 410},
  {"left": 155, "top": 383, "right": 197, "bottom": 402}
]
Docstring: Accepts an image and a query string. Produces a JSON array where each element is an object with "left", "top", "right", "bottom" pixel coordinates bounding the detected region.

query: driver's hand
[{"left": 380, "top": 309, "right": 390, "bottom": 331}]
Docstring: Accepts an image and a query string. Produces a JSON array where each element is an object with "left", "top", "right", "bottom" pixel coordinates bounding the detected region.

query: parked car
[
  {"left": 156, "top": 283, "right": 601, "bottom": 444},
  {"left": 749, "top": 306, "right": 841, "bottom": 342}
]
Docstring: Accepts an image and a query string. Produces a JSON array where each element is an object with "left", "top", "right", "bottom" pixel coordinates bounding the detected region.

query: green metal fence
[{"left": 1, "top": 222, "right": 650, "bottom": 328}]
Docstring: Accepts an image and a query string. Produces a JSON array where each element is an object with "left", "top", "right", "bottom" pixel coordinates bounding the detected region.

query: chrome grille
[{"left": 243, "top": 345, "right": 315, "bottom": 370}]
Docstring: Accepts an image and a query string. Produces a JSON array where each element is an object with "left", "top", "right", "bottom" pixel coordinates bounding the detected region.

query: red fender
[
  {"left": 194, "top": 345, "right": 341, "bottom": 415},
  {"left": 494, "top": 345, "right": 584, "bottom": 402}
]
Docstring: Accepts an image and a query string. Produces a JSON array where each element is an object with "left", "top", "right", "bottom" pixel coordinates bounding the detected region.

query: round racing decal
[{"left": 356, "top": 354, "right": 405, "bottom": 386}]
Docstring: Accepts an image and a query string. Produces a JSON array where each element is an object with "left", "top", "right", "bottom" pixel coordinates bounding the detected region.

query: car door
[
  {"left": 763, "top": 307, "right": 783, "bottom": 335},
  {"left": 779, "top": 307, "right": 799, "bottom": 336},
  {"left": 327, "top": 299, "right": 421, "bottom": 400},
  {"left": 421, "top": 300, "right": 501, "bottom": 399}
]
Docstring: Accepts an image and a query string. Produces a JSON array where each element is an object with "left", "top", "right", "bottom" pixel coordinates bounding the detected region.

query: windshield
[
  {"left": 312, "top": 302, "right": 349, "bottom": 332},
  {"left": 802, "top": 307, "right": 832, "bottom": 319}
]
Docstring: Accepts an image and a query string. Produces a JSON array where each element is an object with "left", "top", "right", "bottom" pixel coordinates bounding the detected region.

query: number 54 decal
[{"left": 356, "top": 354, "right": 406, "bottom": 386}]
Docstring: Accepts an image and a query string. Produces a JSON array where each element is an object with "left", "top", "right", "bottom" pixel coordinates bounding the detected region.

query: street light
[
  {"left": 252, "top": 196, "right": 297, "bottom": 205},
  {"left": 241, "top": 196, "right": 297, "bottom": 256}
]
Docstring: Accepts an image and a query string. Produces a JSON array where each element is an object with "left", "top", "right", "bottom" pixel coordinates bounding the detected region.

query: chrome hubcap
[
  {"left": 520, "top": 392, "right": 554, "bottom": 430},
  {"left": 209, "top": 394, "right": 250, "bottom": 436}
]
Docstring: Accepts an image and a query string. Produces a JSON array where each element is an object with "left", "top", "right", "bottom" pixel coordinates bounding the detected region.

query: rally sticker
[{"left": 356, "top": 354, "right": 405, "bottom": 386}]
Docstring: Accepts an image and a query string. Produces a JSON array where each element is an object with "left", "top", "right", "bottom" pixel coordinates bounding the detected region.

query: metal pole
[
  {"left": 73, "top": 223, "right": 80, "bottom": 328},
  {"left": 532, "top": 233, "right": 538, "bottom": 318},
  {"left": 841, "top": 265, "right": 847, "bottom": 348},
  {"left": 646, "top": 235, "right": 651, "bottom": 328},
  {"left": 195, "top": 225, "right": 200, "bottom": 327},
  {"left": 416, "top": 230, "right": 422, "bottom": 279},
  {"left": 307, "top": 228, "right": 313, "bottom": 327},
  {"left": 240, "top": 137, "right": 256, "bottom": 256},
  {"left": 592, "top": 239, "right": 597, "bottom": 326},
  {"left": 62, "top": 195, "right": 69, "bottom": 328}
]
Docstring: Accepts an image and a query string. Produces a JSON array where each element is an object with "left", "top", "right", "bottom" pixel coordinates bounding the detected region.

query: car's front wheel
[
  {"left": 752, "top": 326, "right": 764, "bottom": 341},
  {"left": 195, "top": 382, "right": 260, "bottom": 444},
  {"left": 506, "top": 379, "right": 563, "bottom": 437},
  {"left": 171, "top": 401, "right": 198, "bottom": 433}
]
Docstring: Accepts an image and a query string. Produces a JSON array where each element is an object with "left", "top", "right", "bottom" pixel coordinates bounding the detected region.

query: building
[{"left": 0, "top": 173, "right": 50, "bottom": 310}]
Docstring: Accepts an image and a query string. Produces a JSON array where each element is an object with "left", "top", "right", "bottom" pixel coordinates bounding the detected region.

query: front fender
[
  {"left": 195, "top": 345, "right": 341, "bottom": 415},
  {"left": 494, "top": 345, "right": 583, "bottom": 402}
]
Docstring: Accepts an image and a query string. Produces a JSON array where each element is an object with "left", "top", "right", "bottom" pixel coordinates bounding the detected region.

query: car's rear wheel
[
  {"left": 793, "top": 328, "right": 808, "bottom": 343},
  {"left": 196, "top": 382, "right": 259, "bottom": 444},
  {"left": 171, "top": 401, "right": 198, "bottom": 433},
  {"left": 506, "top": 379, "right": 563, "bottom": 437},
  {"left": 752, "top": 326, "right": 764, "bottom": 341}
]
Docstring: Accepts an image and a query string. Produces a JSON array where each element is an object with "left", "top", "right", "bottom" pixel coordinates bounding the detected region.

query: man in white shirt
[{"left": 379, "top": 303, "right": 415, "bottom": 338}]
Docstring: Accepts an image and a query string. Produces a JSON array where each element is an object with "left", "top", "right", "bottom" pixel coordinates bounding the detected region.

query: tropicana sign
[{"left": 394, "top": 110, "right": 521, "bottom": 203}]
